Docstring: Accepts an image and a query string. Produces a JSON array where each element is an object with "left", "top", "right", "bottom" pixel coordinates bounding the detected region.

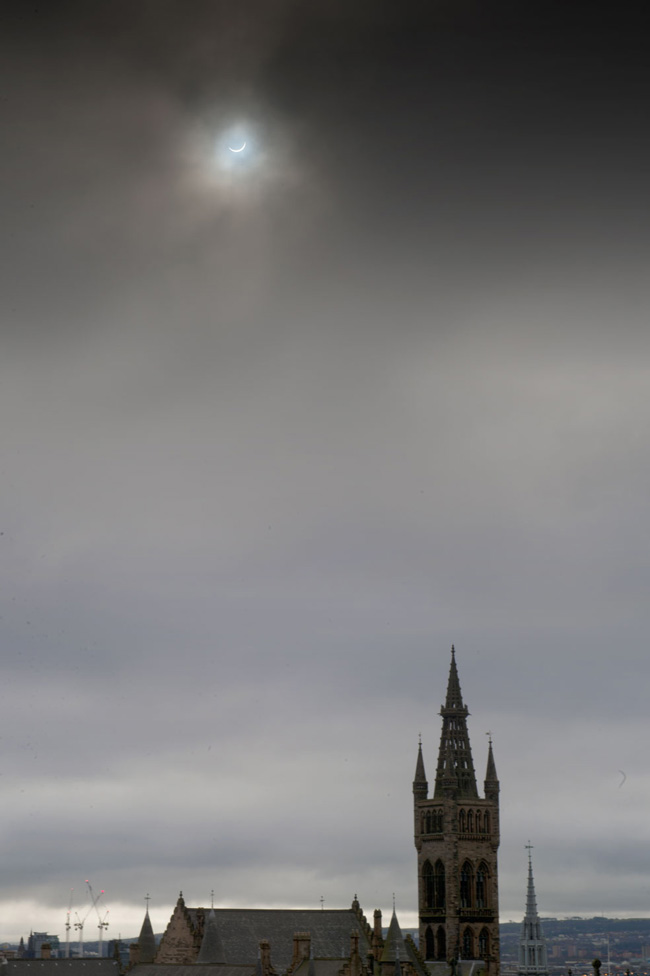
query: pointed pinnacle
[
  {"left": 485, "top": 738, "right": 498, "bottom": 782},
  {"left": 443, "top": 644, "right": 465, "bottom": 711}
]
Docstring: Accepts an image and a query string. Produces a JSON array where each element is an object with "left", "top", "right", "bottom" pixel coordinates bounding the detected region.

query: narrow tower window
[
  {"left": 436, "top": 927, "right": 446, "bottom": 961},
  {"left": 422, "top": 860, "right": 434, "bottom": 908},
  {"left": 434, "top": 859, "right": 446, "bottom": 909},
  {"left": 460, "top": 861, "right": 473, "bottom": 908},
  {"left": 476, "top": 862, "right": 488, "bottom": 908}
]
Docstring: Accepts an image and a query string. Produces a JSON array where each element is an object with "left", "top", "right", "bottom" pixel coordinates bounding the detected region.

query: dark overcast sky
[{"left": 2, "top": 0, "right": 650, "bottom": 944}]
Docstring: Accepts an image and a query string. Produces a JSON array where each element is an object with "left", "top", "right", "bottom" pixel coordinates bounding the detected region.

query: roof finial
[
  {"left": 145, "top": 893, "right": 150, "bottom": 913},
  {"left": 320, "top": 895, "right": 324, "bottom": 911},
  {"left": 392, "top": 892, "right": 396, "bottom": 912},
  {"left": 211, "top": 889, "right": 215, "bottom": 909}
]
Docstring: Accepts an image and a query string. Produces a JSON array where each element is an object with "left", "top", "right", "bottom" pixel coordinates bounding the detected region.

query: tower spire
[
  {"left": 484, "top": 734, "right": 500, "bottom": 799},
  {"left": 434, "top": 645, "right": 478, "bottom": 798},
  {"left": 517, "top": 846, "right": 548, "bottom": 976},
  {"left": 413, "top": 736, "right": 428, "bottom": 798}
]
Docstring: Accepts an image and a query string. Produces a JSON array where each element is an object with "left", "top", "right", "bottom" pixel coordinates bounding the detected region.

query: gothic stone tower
[{"left": 413, "top": 646, "right": 500, "bottom": 974}]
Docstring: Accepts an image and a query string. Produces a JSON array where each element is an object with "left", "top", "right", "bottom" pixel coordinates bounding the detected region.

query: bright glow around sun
[{"left": 214, "top": 123, "right": 257, "bottom": 171}]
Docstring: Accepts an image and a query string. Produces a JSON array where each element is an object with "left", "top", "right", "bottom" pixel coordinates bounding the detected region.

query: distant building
[
  {"left": 26, "top": 934, "right": 61, "bottom": 960},
  {"left": 517, "top": 849, "right": 548, "bottom": 976}
]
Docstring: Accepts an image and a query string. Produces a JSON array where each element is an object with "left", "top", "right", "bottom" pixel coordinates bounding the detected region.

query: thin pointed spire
[
  {"left": 525, "top": 846, "right": 538, "bottom": 917},
  {"left": 434, "top": 645, "right": 478, "bottom": 798},
  {"left": 485, "top": 735, "right": 499, "bottom": 783},
  {"left": 444, "top": 644, "right": 464, "bottom": 710},
  {"left": 517, "top": 846, "right": 548, "bottom": 976}
]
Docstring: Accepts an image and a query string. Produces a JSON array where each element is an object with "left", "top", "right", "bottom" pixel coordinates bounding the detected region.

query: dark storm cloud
[{"left": 2, "top": 0, "right": 650, "bottom": 944}]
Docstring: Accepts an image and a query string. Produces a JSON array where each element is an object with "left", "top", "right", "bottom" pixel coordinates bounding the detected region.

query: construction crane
[
  {"left": 74, "top": 880, "right": 104, "bottom": 958},
  {"left": 65, "top": 889, "right": 74, "bottom": 959},
  {"left": 87, "top": 881, "right": 109, "bottom": 958}
]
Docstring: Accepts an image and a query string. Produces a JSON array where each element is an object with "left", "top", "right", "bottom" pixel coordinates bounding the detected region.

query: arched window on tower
[
  {"left": 436, "top": 927, "right": 446, "bottom": 961},
  {"left": 435, "top": 809, "right": 444, "bottom": 832},
  {"left": 475, "top": 810, "right": 482, "bottom": 832},
  {"left": 462, "top": 928, "right": 474, "bottom": 959},
  {"left": 467, "top": 809, "right": 474, "bottom": 832},
  {"left": 476, "top": 862, "right": 488, "bottom": 908},
  {"left": 423, "top": 860, "right": 434, "bottom": 908},
  {"left": 459, "top": 809, "right": 466, "bottom": 832},
  {"left": 483, "top": 811, "right": 490, "bottom": 833},
  {"left": 478, "top": 929, "right": 489, "bottom": 959},
  {"left": 425, "top": 926, "right": 435, "bottom": 960},
  {"left": 434, "top": 859, "right": 446, "bottom": 909},
  {"left": 460, "top": 861, "right": 473, "bottom": 908}
]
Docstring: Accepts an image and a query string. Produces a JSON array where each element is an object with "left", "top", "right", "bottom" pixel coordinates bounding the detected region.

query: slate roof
[
  {"left": 291, "top": 960, "right": 347, "bottom": 976},
  {"left": 131, "top": 967, "right": 255, "bottom": 976},
  {"left": 2, "top": 963, "right": 119, "bottom": 976},
  {"left": 184, "top": 909, "right": 372, "bottom": 973}
]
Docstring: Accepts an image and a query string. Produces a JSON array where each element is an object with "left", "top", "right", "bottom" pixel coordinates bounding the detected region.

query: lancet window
[
  {"left": 460, "top": 861, "right": 473, "bottom": 908},
  {"left": 436, "top": 927, "right": 446, "bottom": 961},
  {"left": 476, "top": 862, "right": 488, "bottom": 908},
  {"left": 423, "top": 860, "right": 434, "bottom": 908},
  {"left": 425, "top": 927, "right": 434, "bottom": 960},
  {"left": 462, "top": 927, "right": 474, "bottom": 958},
  {"left": 433, "top": 859, "right": 446, "bottom": 909}
]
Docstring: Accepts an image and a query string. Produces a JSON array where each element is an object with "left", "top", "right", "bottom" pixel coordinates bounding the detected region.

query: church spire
[
  {"left": 137, "top": 902, "right": 157, "bottom": 964},
  {"left": 517, "top": 846, "right": 548, "bottom": 976},
  {"left": 434, "top": 645, "right": 478, "bottom": 798}
]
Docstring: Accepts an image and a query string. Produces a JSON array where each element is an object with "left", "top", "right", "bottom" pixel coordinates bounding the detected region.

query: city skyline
[{"left": 2, "top": 0, "right": 650, "bottom": 945}]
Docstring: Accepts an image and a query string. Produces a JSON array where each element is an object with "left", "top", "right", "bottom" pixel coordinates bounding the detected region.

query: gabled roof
[{"left": 183, "top": 909, "right": 372, "bottom": 974}]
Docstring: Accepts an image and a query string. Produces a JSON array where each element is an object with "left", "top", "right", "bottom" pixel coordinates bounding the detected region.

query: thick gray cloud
[{"left": 1, "top": 0, "right": 650, "bottom": 947}]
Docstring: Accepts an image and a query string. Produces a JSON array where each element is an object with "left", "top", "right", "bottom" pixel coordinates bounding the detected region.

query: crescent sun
[{"left": 228, "top": 142, "right": 246, "bottom": 152}]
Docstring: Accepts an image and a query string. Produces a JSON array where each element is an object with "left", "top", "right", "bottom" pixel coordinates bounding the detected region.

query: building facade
[{"left": 413, "top": 647, "right": 500, "bottom": 974}]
